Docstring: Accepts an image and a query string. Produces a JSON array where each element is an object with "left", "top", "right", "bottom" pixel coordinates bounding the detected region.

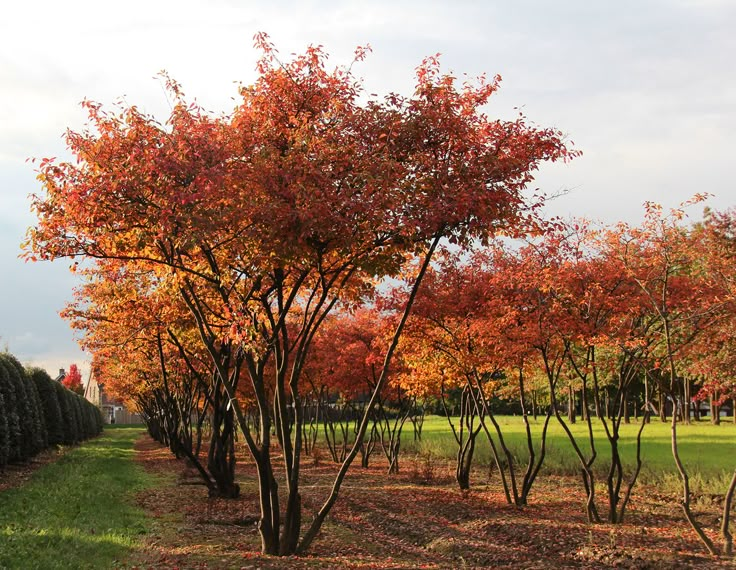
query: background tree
[
  {"left": 605, "top": 196, "right": 729, "bottom": 554},
  {"left": 62, "top": 363, "right": 84, "bottom": 395}
]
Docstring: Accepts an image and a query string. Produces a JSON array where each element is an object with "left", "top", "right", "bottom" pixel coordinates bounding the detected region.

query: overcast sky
[{"left": 1, "top": 0, "right": 734, "bottom": 380}]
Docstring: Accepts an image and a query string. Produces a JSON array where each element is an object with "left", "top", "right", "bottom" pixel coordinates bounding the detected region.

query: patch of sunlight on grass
[{"left": 0, "top": 427, "right": 161, "bottom": 569}]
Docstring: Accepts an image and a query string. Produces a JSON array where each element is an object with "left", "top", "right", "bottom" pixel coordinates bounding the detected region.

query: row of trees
[
  {"left": 24, "top": 36, "right": 734, "bottom": 556},
  {"left": 297, "top": 197, "right": 736, "bottom": 554},
  {"left": 394, "top": 199, "right": 736, "bottom": 555},
  {"left": 0, "top": 352, "right": 104, "bottom": 469}
]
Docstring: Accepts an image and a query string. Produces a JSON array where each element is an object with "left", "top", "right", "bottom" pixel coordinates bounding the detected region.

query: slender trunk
[
  {"left": 553, "top": 391, "right": 600, "bottom": 522},
  {"left": 722, "top": 469, "right": 736, "bottom": 555},
  {"left": 297, "top": 235, "right": 441, "bottom": 554},
  {"left": 659, "top": 390, "right": 667, "bottom": 422},
  {"left": 683, "top": 378, "right": 691, "bottom": 425},
  {"left": 207, "top": 387, "right": 239, "bottom": 498},
  {"left": 711, "top": 393, "right": 720, "bottom": 426},
  {"left": 517, "top": 367, "right": 549, "bottom": 505},
  {"left": 644, "top": 372, "right": 650, "bottom": 423},
  {"left": 254, "top": 450, "right": 280, "bottom": 555},
  {"left": 671, "top": 398, "right": 717, "bottom": 554},
  {"left": 568, "top": 384, "right": 576, "bottom": 423},
  {"left": 617, "top": 411, "right": 649, "bottom": 523}
]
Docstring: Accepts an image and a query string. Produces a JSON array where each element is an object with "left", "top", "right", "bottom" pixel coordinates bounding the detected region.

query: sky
[{"left": 1, "top": 0, "right": 734, "bottom": 381}]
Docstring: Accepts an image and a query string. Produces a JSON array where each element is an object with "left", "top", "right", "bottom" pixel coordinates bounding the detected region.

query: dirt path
[{"left": 131, "top": 435, "right": 735, "bottom": 569}]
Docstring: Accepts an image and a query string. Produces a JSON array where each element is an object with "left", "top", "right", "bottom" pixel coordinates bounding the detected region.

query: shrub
[
  {"left": 0, "top": 357, "right": 25, "bottom": 461},
  {"left": 29, "top": 367, "right": 65, "bottom": 446},
  {"left": 54, "top": 381, "right": 77, "bottom": 444},
  {"left": 2, "top": 354, "right": 49, "bottom": 459},
  {"left": 0, "top": 391, "right": 8, "bottom": 467},
  {"left": 6, "top": 358, "right": 49, "bottom": 455},
  {"left": 71, "top": 395, "right": 85, "bottom": 440}
]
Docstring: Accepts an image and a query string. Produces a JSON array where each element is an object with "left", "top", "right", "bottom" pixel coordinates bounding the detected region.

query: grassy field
[
  {"left": 0, "top": 420, "right": 733, "bottom": 568},
  {"left": 0, "top": 426, "right": 160, "bottom": 570},
  {"left": 403, "top": 414, "right": 736, "bottom": 493}
]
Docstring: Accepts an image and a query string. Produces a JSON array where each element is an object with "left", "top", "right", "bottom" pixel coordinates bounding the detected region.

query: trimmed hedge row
[{"left": 0, "top": 352, "right": 103, "bottom": 469}]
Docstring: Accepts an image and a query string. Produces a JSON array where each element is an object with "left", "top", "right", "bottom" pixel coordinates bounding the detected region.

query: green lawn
[
  {"left": 405, "top": 414, "right": 736, "bottom": 493},
  {"left": 0, "top": 426, "right": 160, "bottom": 570}
]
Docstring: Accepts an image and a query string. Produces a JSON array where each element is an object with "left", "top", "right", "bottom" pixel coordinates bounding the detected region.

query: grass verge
[{"left": 0, "top": 426, "right": 161, "bottom": 570}]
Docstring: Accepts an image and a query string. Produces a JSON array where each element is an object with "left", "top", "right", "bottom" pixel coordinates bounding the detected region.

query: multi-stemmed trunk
[
  {"left": 207, "top": 381, "right": 240, "bottom": 498},
  {"left": 182, "top": 235, "right": 441, "bottom": 556},
  {"left": 378, "top": 393, "right": 415, "bottom": 475},
  {"left": 444, "top": 384, "right": 482, "bottom": 490}
]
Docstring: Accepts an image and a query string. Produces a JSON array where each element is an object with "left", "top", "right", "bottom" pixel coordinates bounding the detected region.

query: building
[{"left": 84, "top": 373, "right": 143, "bottom": 425}]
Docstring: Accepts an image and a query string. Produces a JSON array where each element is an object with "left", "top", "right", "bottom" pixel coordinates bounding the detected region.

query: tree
[
  {"left": 62, "top": 363, "right": 84, "bottom": 395},
  {"left": 63, "top": 259, "right": 240, "bottom": 497},
  {"left": 400, "top": 251, "right": 506, "bottom": 492},
  {"left": 25, "top": 36, "right": 576, "bottom": 555},
  {"left": 605, "top": 196, "right": 730, "bottom": 554}
]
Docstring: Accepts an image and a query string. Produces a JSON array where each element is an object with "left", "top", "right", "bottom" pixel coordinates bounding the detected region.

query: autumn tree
[
  {"left": 26, "top": 35, "right": 575, "bottom": 555},
  {"left": 303, "top": 308, "right": 387, "bottom": 467},
  {"left": 680, "top": 207, "right": 736, "bottom": 555},
  {"left": 400, "top": 251, "right": 505, "bottom": 491},
  {"left": 64, "top": 259, "right": 239, "bottom": 497},
  {"left": 604, "top": 196, "right": 731, "bottom": 554},
  {"left": 545, "top": 221, "right": 657, "bottom": 524},
  {"left": 62, "top": 363, "right": 84, "bottom": 395}
]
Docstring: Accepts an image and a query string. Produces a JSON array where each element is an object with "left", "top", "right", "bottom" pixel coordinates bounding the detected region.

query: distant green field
[{"left": 401, "top": 415, "right": 736, "bottom": 493}]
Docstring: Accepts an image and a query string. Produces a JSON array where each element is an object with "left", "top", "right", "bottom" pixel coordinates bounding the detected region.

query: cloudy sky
[{"left": 1, "top": 0, "right": 734, "bottom": 380}]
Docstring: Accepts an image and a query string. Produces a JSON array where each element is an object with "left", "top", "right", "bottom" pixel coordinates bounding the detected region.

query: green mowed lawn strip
[
  {"left": 0, "top": 426, "right": 163, "bottom": 570},
  {"left": 407, "top": 415, "right": 736, "bottom": 491}
]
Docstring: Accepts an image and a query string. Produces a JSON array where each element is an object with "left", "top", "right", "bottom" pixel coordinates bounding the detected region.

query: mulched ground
[{"left": 129, "top": 436, "right": 736, "bottom": 569}]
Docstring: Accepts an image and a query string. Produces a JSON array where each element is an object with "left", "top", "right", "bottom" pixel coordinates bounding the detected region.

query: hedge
[
  {"left": 29, "top": 367, "right": 64, "bottom": 445},
  {"left": 0, "top": 391, "right": 8, "bottom": 467},
  {"left": 0, "top": 358, "right": 22, "bottom": 465},
  {"left": 0, "top": 352, "right": 104, "bottom": 469}
]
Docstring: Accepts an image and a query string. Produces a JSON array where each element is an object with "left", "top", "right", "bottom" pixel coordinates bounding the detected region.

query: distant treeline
[{"left": 0, "top": 352, "right": 103, "bottom": 468}]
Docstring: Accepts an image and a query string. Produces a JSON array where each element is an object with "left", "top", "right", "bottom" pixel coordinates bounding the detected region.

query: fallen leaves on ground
[{"left": 129, "top": 437, "right": 735, "bottom": 569}]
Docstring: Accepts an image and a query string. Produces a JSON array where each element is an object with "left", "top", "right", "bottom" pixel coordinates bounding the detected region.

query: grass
[
  {"left": 404, "top": 414, "right": 736, "bottom": 494},
  {"left": 0, "top": 426, "right": 162, "bottom": 570}
]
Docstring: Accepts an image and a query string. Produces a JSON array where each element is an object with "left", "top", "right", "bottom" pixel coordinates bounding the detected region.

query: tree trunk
[
  {"left": 456, "top": 435, "right": 475, "bottom": 490},
  {"left": 207, "top": 390, "right": 240, "bottom": 498},
  {"left": 710, "top": 393, "right": 720, "bottom": 425},
  {"left": 722, "top": 469, "right": 736, "bottom": 555},
  {"left": 683, "top": 378, "right": 691, "bottom": 425},
  {"left": 671, "top": 400, "right": 717, "bottom": 554},
  {"left": 659, "top": 390, "right": 667, "bottom": 422},
  {"left": 568, "top": 385, "right": 576, "bottom": 423}
]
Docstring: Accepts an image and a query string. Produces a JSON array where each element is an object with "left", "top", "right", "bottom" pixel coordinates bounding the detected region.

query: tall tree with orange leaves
[{"left": 25, "top": 35, "right": 576, "bottom": 555}]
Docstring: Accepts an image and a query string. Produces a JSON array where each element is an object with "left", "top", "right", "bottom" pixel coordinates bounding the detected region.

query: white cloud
[{"left": 1, "top": 0, "right": 735, "bottom": 373}]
